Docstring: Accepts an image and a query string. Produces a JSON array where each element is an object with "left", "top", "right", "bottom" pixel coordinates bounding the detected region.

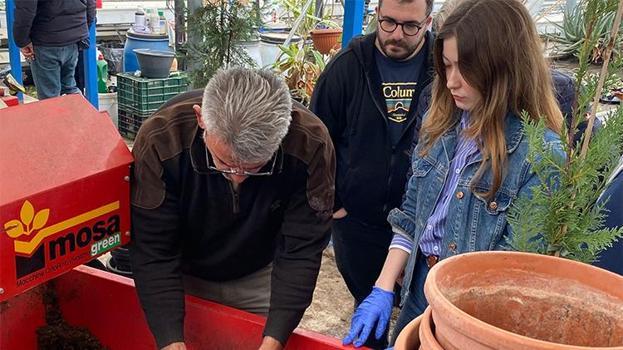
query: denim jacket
[{"left": 387, "top": 113, "right": 562, "bottom": 303}]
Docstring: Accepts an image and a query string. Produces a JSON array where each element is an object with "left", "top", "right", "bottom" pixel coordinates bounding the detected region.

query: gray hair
[{"left": 201, "top": 68, "right": 293, "bottom": 163}]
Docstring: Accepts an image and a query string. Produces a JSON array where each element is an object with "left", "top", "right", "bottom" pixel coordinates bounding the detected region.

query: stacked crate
[{"left": 117, "top": 72, "right": 189, "bottom": 140}]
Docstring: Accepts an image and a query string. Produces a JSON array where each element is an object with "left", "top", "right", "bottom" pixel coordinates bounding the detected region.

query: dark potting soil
[{"left": 37, "top": 282, "right": 107, "bottom": 350}]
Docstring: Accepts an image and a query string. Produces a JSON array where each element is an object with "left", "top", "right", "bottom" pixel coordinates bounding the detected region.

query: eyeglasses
[
  {"left": 205, "top": 146, "right": 277, "bottom": 177},
  {"left": 378, "top": 14, "right": 426, "bottom": 37}
]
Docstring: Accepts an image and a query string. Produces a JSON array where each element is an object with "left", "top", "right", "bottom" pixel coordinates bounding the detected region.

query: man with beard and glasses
[{"left": 310, "top": 0, "right": 433, "bottom": 348}]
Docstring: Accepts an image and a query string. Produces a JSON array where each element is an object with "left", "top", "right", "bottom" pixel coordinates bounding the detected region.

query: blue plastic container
[{"left": 123, "top": 30, "right": 172, "bottom": 73}]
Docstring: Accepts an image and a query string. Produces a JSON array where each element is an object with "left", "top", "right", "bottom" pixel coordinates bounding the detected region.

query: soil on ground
[
  {"left": 299, "top": 247, "right": 402, "bottom": 342},
  {"left": 299, "top": 247, "right": 353, "bottom": 338},
  {"left": 37, "top": 282, "right": 107, "bottom": 350}
]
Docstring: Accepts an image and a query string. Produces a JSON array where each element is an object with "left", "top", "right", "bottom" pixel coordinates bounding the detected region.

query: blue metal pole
[
  {"left": 342, "top": 0, "right": 365, "bottom": 49},
  {"left": 84, "top": 21, "right": 99, "bottom": 109},
  {"left": 6, "top": 0, "right": 24, "bottom": 101}
]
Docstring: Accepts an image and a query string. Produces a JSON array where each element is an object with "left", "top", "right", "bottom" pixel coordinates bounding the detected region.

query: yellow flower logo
[{"left": 4, "top": 200, "right": 50, "bottom": 239}]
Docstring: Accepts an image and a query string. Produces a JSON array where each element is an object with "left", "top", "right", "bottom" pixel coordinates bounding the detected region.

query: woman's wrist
[{"left": 374, "top": 278, "right": 396, "bottom": 292}]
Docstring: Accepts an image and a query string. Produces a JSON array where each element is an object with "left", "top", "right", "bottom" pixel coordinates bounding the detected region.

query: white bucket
[
  {"left": 259, "top": 32, "right": 302, "bottom": 69},
  {"left": 239, "top": 39, "right": 263, "bottom": 68},
  {"left": 99, "top": 92, "right": 118, "bottom": 128}
]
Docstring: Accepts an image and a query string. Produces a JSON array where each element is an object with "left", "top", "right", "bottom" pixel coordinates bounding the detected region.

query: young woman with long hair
[{"left": 343, "top": 0, "right": 564, "bottom": 347}]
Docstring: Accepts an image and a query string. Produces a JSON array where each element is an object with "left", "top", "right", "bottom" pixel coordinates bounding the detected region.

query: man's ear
[{"left": 193, "top": 104, "right": 206, "bottom": 130}]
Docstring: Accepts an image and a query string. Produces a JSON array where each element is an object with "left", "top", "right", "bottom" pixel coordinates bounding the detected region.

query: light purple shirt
[{"left": 390, "top": 112, "right": 480, "bottom": 256}]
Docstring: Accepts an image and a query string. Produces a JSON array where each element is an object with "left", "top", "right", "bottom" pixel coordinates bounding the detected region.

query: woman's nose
[{"left": 446, "top": 68, "right": 461, "bottom": 90}]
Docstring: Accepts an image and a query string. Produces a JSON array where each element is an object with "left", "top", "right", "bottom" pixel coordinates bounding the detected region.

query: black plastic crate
[
  {"left": 118, "top": 108, "right": 152, "bottom": 140},
  {"left": 117, "top": 72, "right": 189, "bottom": 114}
]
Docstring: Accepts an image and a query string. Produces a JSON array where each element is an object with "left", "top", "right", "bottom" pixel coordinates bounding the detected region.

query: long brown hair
[{"left": 420, "top": 0, "right": 563, "bottom": 200}]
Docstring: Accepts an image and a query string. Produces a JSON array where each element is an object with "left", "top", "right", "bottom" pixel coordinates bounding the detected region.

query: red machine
[
  {"left": 0, "top": 94, "right": 133, "bottom": 302},
  {"left": 2, "top": 266, "right": 349, "bottom": 349},
  {"left": 0, "top": 95, "right": 355, "bottom": 349}
]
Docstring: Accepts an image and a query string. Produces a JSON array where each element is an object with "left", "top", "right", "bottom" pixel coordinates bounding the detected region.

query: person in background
[
  {"left": 310, "top": 0, "right": 434, "bottom": 346},
  {"left": 593, "top": 155, "right": 623, "bottom": 275},
  {"left": 343, "top": 0, "right": 565, "bottom": 347},
  {"left": 431, "top": 0, "right": 456, "bottom": 34},
  {"left": 75, "top": 51, "right": 86, "bottom": 94},
  {"left": 13, "top": 0, "right": 96, "bottom": 100},
  {"left": 130, "top": 68, "right": 335, "bottom": 350}
]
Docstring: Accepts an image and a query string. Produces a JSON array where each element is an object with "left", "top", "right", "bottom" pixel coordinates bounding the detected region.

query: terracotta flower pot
[
  {"left": 394, "top": 314, "right": 422, "bottom": 350},
  {"left": 424, "top": 251, "right": 623, "bottom": 350},
  {"left": 419, "top": 307, "right": 445, "bottom": 350},
  {"left": 310, "top": 28, "right": 342, "bottom": 55},
  {"left": 394, "top": 308, "right": 445, "bottom": 350}
]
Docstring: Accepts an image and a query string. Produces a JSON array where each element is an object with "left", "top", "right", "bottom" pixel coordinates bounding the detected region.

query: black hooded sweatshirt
[{"left": 311, "top": 31, "right": 434, "bottom": 226}]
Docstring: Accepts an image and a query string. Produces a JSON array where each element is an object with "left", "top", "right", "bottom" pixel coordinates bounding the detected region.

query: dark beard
[{"left": 380, "top": 37, "right": 421, "bottom": 60}]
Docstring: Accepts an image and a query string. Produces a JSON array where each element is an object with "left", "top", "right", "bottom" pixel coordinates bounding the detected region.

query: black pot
[{"left": 107, "top": 247, "right": 133, "bottom": 276}]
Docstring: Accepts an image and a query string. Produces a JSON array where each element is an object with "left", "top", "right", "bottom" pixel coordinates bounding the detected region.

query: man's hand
[
  {"left": 333, "top": 207, "right": 348, "bottom": 219},
  {"left": 258, "top": 336, "right": 283, "bottom": 350},
  {"left": 20, "top": 43, "right": 35, "bottom": 61},
  {"left": 161, "top": 342, "right": 186, "bottom": 350},
  {"left": 343, "top": 287, "right": 394, "bottom": 347}
]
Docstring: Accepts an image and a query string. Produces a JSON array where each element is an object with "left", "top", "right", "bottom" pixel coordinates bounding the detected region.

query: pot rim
[
  {"left": 420, "top": 307, "right": 444, "bottom": 350},
  {"left": 395, "top": 313, "right": 422, "bottom": 350},
  {"left": 133, "top": 48, "right": 175, "bottom": 58},
  {"left": 310, "top": 28, "right": 343, "bottom": 34},
  {"left": 424, "top": 251, "right": 623, "bottom": 350}
]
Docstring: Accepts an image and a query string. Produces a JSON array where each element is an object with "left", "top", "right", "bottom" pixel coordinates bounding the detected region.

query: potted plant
[
  {"left": 182, "top": 0, "right": 263, "bottom": 88},
  {"left": 277, "top": 0, "right": 337, "bottom": 36},
  {"left": 277, "top": 0, "right": 342, "bottom": 54},
  {"left": 412, "top": 0, "right": 623, "bottom": 348},
  {"left": 546, "top": 0, "right": 622, "bottom": 63},
  {"left": 310, "top": 23, "right": 343, "bottom": 55},
  {"left": 273, "top": 42, "right": 327, "bottom": 106},
  {"left": 507, "top": 0, "right": 623, "bottom": 266}
]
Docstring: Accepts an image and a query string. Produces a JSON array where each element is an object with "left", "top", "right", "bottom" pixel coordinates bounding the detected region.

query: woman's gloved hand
[{"left": 343, "top": 286, "right": 394, "bottom": 347}]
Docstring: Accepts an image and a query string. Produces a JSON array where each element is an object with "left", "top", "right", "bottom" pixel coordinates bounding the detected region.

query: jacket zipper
[
  {"left": 360, "top": 34, "right": 433, "bottom": 215},
  {"left": 365, "top": 74, "right": 389, "bottom": 127},
  {"left": 228, "top": 181, "right": 240, "bottom": 214},
  {"left": 383, "top": 150, "right": 396, "bottom": 213},
  {"left": 365, "top": 74, "right": 396, "bottom": 214}
]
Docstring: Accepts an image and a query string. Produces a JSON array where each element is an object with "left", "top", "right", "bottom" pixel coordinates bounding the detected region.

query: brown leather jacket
[{"left": 130, "top": 90, "right": 335, "bottom": 348}]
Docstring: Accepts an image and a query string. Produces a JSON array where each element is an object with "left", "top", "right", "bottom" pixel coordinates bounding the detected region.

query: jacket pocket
[
  {"left": 412, "top": 156, "right": 435, "bottom": 177},
  {"left": 473, "top": 185, "right": 513, "bottom": 215},
  {"left": 473, "top": 188, "right": 514, "bottom": 250}
]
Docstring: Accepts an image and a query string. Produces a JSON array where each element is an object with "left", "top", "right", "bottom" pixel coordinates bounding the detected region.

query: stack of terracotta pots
[{"left": 394, "top": 251, "right": 623, "bottom": 350}]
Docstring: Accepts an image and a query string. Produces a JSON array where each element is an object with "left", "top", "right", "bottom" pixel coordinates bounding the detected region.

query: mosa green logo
[{"left": 3, "top": 200, "right": 121, "bottom": 279}]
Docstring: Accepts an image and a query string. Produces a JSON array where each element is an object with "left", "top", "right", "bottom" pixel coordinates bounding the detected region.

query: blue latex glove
[{"left": 343, "top": 286, "right": 394, "bottom": 347}]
